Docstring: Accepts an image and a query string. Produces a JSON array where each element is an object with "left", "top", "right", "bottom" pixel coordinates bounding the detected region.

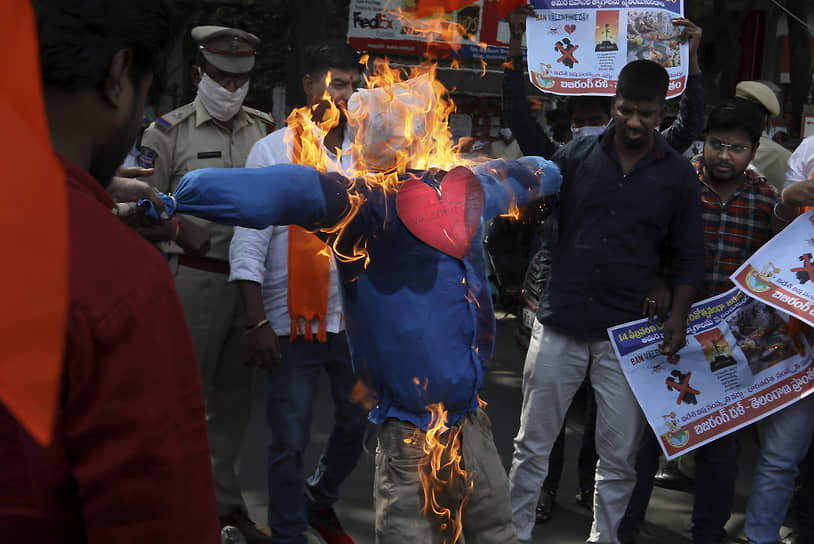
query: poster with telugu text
[
  {"left": 608, "top": 287, "right": 814, "bottom": 460},
  {"left": 526, "top": 0, "right": 688, "bottom": 97},
  {"left": 732, "top": 210, "right": 814, "bottom": 327}
]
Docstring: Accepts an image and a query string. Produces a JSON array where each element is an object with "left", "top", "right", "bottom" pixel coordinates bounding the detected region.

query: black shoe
[
  {"left": 219, "top": 509, "right": 272, "bottom": 544},
  {"left": 575, "top": 488, "right": 593, "bottom": 511},
  {"left": 653, "top": 461, "right": 694, "bottom": 493},
  {"left": 535, "top": 489, "right": 556, "bottom": 524}
]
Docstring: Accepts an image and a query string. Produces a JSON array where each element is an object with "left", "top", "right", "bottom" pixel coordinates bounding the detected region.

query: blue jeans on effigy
[
  {"left": 266, "top": 332, "right": 368, "bottom": 544},
  {"left": 744, "top": 394, "right": 814, "bottom": 544}
]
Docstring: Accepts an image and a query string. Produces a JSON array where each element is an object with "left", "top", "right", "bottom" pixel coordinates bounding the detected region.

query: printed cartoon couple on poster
[
  {"left": 525, "top": 0, "right": 688, "bottom": 97},
  {"left": 609, "top": 213, "right": 814, "bottom": 459}
]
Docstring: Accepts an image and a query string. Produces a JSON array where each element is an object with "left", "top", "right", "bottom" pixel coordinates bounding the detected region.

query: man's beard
[
  {"left": 617, "top": 124, "right": 650, "bottom": 149},
  {"left": 705, "top": 158, "right": 743, "bottom": 183},
  {"left": 89, "top": 106, "right": 141, "bottom": 188},
  {"left": 311, "top": 98, "right": 347, "bottom": 129}
]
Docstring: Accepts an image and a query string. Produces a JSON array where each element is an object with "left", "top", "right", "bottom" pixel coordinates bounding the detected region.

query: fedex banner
[
  {"left": 347, "top": 0, "right": 516, "bottom": 60},
  {"left": 526, "top": 0, "right": 688, "bottom": 97},
  {"left": 608, "top": 288, "right": 814, "bottom": 460}
]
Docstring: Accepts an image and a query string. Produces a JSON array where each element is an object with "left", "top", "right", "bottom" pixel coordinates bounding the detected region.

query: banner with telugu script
[
  {"left": 608, "top": 287, "right": 814, "bottom": 460},
  {"left": 731, "top": 210, "right": 814, "bottom": 328},
  {"left": 525, "top": 0, "right": 688, "bottom": 97}
]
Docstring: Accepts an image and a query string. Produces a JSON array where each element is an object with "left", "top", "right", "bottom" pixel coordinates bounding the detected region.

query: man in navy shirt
[{"left": 509, "top": 59, "right": 705, "bottom": 544}]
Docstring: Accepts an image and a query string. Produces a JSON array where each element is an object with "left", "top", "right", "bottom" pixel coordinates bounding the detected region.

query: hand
[
  {"left": 175, "top": 220, "right": 211, "bottom": 256},
  {"left": 108, "top": 166, "right": 168, "bottom": 220},
  {"left": 658, "top": 314, "right": 687, "bottom": 356},
  {"left": 672, "top": 17, "right": 702, "bottom": 72},
  {"left": 642, "top": 281, "right": 671, "bottom": 324},
  {"left": 246, "top": 324, "right": 283, "bottom": 374},
  {"left": 508, "top": 4, "right": 535, "bottom": 40}
]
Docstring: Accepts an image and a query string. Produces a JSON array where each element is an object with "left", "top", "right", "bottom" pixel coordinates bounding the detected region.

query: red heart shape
[
  {"left": 564, "top": 24, "right": 576, "bottom": 34},
  {"left": 396, "top": 167, "right": 484, "bottom": 260}
]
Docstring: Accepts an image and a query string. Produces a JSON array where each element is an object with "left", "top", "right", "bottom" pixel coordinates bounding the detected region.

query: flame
[
  {"left": 416, "top": 403, "right": 473, "bottom": 543},
  {"left": 285, "top": 34, "right": 477, "bottom": 266},
  {"left": 500, "top": 204, "right": 521, "bottom": 220}
]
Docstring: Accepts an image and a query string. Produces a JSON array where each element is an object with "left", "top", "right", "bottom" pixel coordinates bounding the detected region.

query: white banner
[
  {"left": 525, "top": 0, "right": 688, "bottom": 97},
  {"left": 608, "top": 287, "right": 814, "bottom": 459}
]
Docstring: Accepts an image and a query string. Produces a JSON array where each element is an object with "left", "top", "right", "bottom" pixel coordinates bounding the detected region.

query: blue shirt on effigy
[
  {"left": 172, "top": 157, "right": 561, "bottom": 429},
  {"left": 536, "top": 124, "right": 705, "bottom": 341}
]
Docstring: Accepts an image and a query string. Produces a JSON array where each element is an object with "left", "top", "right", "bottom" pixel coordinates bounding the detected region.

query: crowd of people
[{"left": 1, "top": 2, "right": 813, "bottom": 544}]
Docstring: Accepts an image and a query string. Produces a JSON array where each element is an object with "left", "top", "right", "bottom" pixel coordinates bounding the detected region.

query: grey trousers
[
  {"left": 509, "top": 320, "right": 645, "bottom": 544},
  {"left": 172, "top": 260, "right": 254, "bottom": 516},
  {"left": 375, "top": 409, "right": 517, "bottom": 544}
]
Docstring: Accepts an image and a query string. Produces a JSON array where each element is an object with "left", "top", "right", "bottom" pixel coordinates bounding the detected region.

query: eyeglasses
[{"left": 706, "top": 138, "right": 752, "bottom": 155}]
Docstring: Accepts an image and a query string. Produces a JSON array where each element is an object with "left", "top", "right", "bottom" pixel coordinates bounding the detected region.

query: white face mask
[
  {"left": 571, "top": 125, "right": 606, "bottom": 139},
  {"left": 196, "top": 71, "right": 249, "bottom": 122},
  {"left": 499, "top": 127, "right": 513, "bottom": 140}
]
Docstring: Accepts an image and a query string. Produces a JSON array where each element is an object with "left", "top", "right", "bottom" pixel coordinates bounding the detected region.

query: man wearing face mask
[{"left": 138, "top": 25, "right": 274, "bottom": 544}]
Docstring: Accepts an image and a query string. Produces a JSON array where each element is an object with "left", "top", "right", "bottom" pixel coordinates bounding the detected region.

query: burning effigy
[{"left": 144, "top": 46, "right": 561, "bottom": 544}]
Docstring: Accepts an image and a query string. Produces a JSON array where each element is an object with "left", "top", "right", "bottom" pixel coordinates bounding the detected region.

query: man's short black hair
[
  {"left": 302, "top": 41, "right": 362, "bottom": 78},
  {"left": 33, "top": 0, "right": 173, "bottom": 91},
  {"left": 705, "top": 98, "right": 764, "bottom": 144},
  {"left": 616, "top": 59, "right": 669, "bottom": 102},
  {"left": 565, "top": 96, "right": 612, "bottom": 117}
]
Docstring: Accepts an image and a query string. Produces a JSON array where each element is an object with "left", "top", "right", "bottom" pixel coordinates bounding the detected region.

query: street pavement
[{"left": 238, "top": 312, "right": 766, "bottom": 544}]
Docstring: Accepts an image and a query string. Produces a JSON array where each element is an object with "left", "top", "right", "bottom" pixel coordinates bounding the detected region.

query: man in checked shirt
[{"left": 619, "top": 97, "right": 790, "bottom": 544}]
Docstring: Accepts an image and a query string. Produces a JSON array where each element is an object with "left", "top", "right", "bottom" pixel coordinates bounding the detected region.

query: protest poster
[
  {"left": 347, "top": 0, "right": 515, "bottom": 61},
  {"left": 608, "top": 287, "right": 814, "bottom": 459},
  {"left": 731, "top": 210, "right": 814, "bottom": 328},
  {"left": 525, "top": 0, "right": 688, "bottom": 97}
]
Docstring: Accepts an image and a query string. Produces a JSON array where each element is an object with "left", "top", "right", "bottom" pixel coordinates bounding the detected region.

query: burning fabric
[{"left": 144, "top": 68, "right": 561, "bottom": 543}]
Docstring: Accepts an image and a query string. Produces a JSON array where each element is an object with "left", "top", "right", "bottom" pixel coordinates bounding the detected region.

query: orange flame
[
  {"left": 285, "top": 49, "right": 477, "bottom": 266},
  {"left": 416, "top": 402, "right": 473, "bottom": 543}
]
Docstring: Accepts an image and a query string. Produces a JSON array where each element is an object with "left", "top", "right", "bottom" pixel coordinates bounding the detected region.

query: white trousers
[{"left": 509, "top": 319, "right": 645, "bottom": 543}]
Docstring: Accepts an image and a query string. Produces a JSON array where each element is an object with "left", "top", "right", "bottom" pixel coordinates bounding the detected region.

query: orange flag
[
  {"left": 0, "top": 0, "right": 68, "bottom": 445},
  {"left": 416, "top": 0, "right": 528, "bottom": 19},
  {"left": 415, "top": 0, "right": 478, "bottom": 18},
  {"left": 496, "top": 0, "right": 528, "bottom": 20}
]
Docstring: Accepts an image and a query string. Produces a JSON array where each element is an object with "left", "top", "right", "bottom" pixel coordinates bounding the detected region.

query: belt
[{"left": 177, "top": 255, "right": 230, "bottom": 275}]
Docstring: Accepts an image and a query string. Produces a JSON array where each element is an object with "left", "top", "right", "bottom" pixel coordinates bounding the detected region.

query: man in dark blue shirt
[{"left": 509, "top": 60, "right": 705, "bottom": 544}]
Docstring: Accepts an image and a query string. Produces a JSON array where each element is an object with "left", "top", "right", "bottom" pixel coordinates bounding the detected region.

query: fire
[
  {"left": 284, "top": 36, "right": 479, "bottom": 265},
  {"left": 415, "top": 402, "right": 473, "bottom": 543}
]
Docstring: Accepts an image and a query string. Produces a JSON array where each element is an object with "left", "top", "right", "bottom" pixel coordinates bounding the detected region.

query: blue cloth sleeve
[
  {"left": 152, "top": 164, "right": 352, "bottom": 230},
  {"left": 472, "top": 157, "right": 562, "bottom": 221}
]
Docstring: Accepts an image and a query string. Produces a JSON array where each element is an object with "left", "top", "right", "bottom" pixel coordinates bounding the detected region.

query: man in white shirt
[{"left": 228, "top": 42, "right": 366, "bottom": 544}]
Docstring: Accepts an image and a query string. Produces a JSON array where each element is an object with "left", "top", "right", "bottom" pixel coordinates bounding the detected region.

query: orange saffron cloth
[
  {"left": 287, "top": 125, "right": 332, "bottom": 342},
  {"left": 0, "top": 0, "right": 68, "bottom": 445}
]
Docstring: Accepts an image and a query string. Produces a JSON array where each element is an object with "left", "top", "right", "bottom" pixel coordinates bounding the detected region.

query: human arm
[
  {"left": 660, "top": 168, "right": 705, "bottom": 354},
  {"left": 64, "top": 281, "right": 219, "bottom": 543},
  {"left": 229, "top": 226, "right": 282, "bottom": 373},
  {"left": 503, "top": 5, "right": 559, "bottom": 158},
  {"left": 659, "top": 284, "right": 697, "bottom": 355},
  {"left": 660, "top": 19, "right": 704, "bottom": 153}
]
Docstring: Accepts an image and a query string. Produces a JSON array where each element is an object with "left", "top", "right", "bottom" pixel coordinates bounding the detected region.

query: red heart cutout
[
  {"left": 396, "top": 167, "right": 484, "bottom": 260},
  {"left": 564, "top": 24, "right": 576, "bottom": 34}
]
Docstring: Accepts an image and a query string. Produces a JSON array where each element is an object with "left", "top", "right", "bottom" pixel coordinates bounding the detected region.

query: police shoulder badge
[{"left": 136, "top": 147, "right": 157, "bottom": 169}]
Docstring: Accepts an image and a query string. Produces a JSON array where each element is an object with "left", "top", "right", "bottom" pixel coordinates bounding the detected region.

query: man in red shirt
[{"left": 0, "top": 1, "right": 220, "bottom": 542}]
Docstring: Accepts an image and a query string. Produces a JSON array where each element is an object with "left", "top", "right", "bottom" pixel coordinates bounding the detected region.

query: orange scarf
[{"left": 287, "top": 124, "right": 331, "bottom": 342}]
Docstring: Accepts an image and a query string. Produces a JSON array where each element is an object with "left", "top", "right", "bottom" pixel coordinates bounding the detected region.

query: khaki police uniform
[{"left": 139, "top": 26, "right": 272, "bottom": 520}]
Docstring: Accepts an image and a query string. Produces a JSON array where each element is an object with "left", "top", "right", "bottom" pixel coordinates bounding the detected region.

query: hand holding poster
[
  {"left": 608, "top": 287, "right": 814, "bottom": 459},
  {"left": 526, "top": 0, "right": 689, "bottom": 96}
]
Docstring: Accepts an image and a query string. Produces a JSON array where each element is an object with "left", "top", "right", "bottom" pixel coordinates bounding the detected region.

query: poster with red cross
[
  {"left": 608, "top": 287, "right": 814, "bottom": 460},
  {"left": 732, "top": 210, "right": 814, "bottom": 328},
  {"left": 525, "top": 0, "right": 688, "bottom": 97}
]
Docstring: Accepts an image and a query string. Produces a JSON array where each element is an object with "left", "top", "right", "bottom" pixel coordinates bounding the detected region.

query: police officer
[{"left": 139, "top": 26, "right": 273, "bottom": 543}]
